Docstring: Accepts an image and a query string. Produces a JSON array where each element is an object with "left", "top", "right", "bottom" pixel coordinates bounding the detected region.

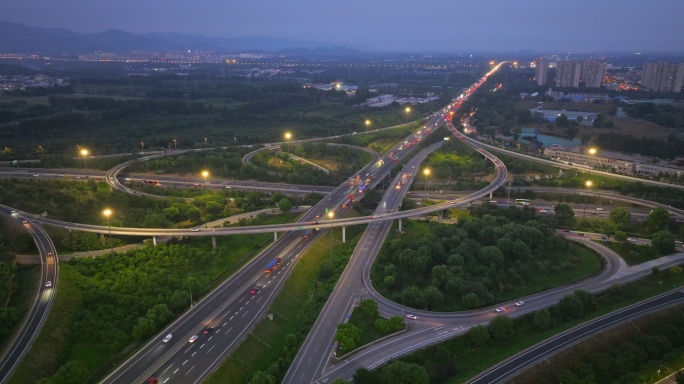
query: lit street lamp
[
  {"left": 103, "top": 209, "right": 113, "bottom": 254},
  {"left": 424, "top": 168, "right": 430, "bottom": 193},
  {"left": 328, "top": 211, "right": 335, "bottom": 260},
  {"left": 588, "top": 147, "right": 597, "bottom": 173},
  {"left": 284, "top": 132, "right": 292, "bottom": 152},
  {"left": 80, "top": 149, "right": 89, "bottom": 169},
  {"left": 202, "top": 170, "right": 209, "bottom": 183},
  {"left": 444, "top": 137, "right": 450, "bottom": 152},
  {"left": 582, "top": 180, "right": 593, "bottom": 221},
  {"left": 405, "top": 107, "right": 411, "bottom": 124},
  {"left": 365, "top": 119, "right": 371, "bottom": 131},
  {"left": 173, "top": 139, "right": 177, "bottom": 149},
  {"left": 140, "top": 141, "right": 144, "bottom": 153}
]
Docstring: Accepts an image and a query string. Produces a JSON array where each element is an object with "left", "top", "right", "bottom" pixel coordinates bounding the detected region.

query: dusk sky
[{"left": 3, "top": 0, "right": 684, "bottom": 52}]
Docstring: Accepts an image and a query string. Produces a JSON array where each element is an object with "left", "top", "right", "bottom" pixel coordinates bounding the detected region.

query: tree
[
  {"left": 489, "top": 315, "right": 514, "bottom": 340},
  {"left": 359, "top": 299, "right": 379, "bottom": 318},
  {"left": 614, "top": 230, "right": 627, "bottom": 243},
  {"left": 388, "top": 316, "right": 405, "bottom": 332},
  {"left": 558, "top": 293, "right": 584, "bottom": 319},
  {"left": 375, "top": 318, "right": 390, "bottom": 333},
  {"left": 248, "top": 371, "right": 277, "bottom": 384},
  {"left": 402, "top": 286, "right": 426, "bottom": 309},
  {"left": 609, "top": 208, "right": 631, "bottom": 226},
  {"left": 36, "top": 361, "right": 89, "bottom": 384},
  {"left": 565, "top": 125, "right": 579, "bottom": 140},
  {"left": 132, "top": 317, "right": 156, "bottom": 340},
  {"left": 462, "top": 293, "right": 482, "bottom": 309},
  {"left": 423, "top": 286, "right": 444, "bottom": 310},
  {"left": 353, "top": 368, "right": 384, "bottom": 384},
  {"left": 651, "top": 230, "right": 676, "bottom": 255},
  {"left": 382, "top": 361, "right": 429, "bottom": 384},
  {"left": 335, "top": 323, "right": 362, "bottom": 351},
  {"left": 187, "top": 207, "right": 202, "bottom": 223},
  {"left": 556, "top": 113, "right": 569, "bottom": 127},
  {"left": 278, "top": 198, "right": 292, "bottom": 214},
  {"left": 554, "top": 203, "right": 575, "bottom": 222},
  {"left": 533, "top": 308, "right": 551, "bottom": 330},
  {"left": 512, "top": 126, "right": 522, "bottom": 141},
  {"left": 648, "top": 207, "right": 670, "bottom": 233},
  {"left": 468, "top": 325, "right": 490, "bottom": 348}
]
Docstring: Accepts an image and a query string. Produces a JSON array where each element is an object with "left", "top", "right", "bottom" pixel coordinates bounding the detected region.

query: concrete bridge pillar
[
  {"left": 398, "top": 219, "right": 402, "bottom": 233},
  {"left": 438, "top": 210, "right": 443, "bottom": 224},
  {"left": 342, "top": 226, "right": 346, "bottom": 243},
  {"left": 212, "top": 236, "right": 217, "bottom": 251},
  {"left": 274, "top": 231, "right": 278, "bottom": 241},
  {"left": 489, "top": 192, "right": 493, "bottom": 199},
  {"left": 152, "top": 236, "right": 157, "bottom": 246}
]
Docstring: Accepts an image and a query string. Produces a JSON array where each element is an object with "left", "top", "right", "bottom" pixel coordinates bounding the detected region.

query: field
[{"left": 600, "top": 240, "right": 663, "bottom": 266}]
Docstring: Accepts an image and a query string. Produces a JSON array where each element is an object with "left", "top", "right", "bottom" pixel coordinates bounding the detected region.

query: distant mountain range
[{"left": 0, "top": 20, "right": 375, "bottom": 55}]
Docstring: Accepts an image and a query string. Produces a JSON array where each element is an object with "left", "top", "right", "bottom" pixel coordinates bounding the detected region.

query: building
[
  {"left": 641, "top": 61, "right": 684, "bottom": 93},
  {"left": 544, "top": 148, "right": 635, "bottom": 173},
  {"left": 534, "top": 58, "right": 548, "bottom": 86},
  {"left": 580, "top": 60, "right": 606, "bottom": 88},
  {"left": 556, "top": 61, "right": 582, "bottom": 88}
]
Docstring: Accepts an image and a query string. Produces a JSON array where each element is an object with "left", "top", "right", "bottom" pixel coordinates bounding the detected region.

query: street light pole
[
  {"left": 583, "top": 180, "right": 592, "bottom": 221},
  {"left": 405, "top": 107, "right": 411, "bottom": 124},
  {"left": 444, "top": 137, "right": 449, "bottom": 153},
  {"left": 365, "top": 119, "right": 371, "bottom": 132},
  {"left": 188, "top": 273, "right": 194, "bottom": 307},
  {"left": 173, "top": 139, "right": 177, "bottom": 149},
  {"left": 103, "top": 209, "right": 113, "bottom": 254},
  {"left": 140, "top": 141, "right": 144, "bottom": 153},
  {"left": 328, "top": 211, "right": 335, "bottom": 261},
  {"left": 80, "top": 149, "right": 88, "bottom": 169},
  {"left": 424, "top": 169, "right": 430, "bottom": 193},
  {"left": 202, "top": 171, "right": 208, "bottom": 183}
]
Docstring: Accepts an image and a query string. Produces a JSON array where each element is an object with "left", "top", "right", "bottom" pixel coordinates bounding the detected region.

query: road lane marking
[
  {"left": 173, "top": 368, "right": 179, "bottom": 374},
  {"left": 200, "top": 343, "right": 205, "bottom": 348},
  {"left": 239, "top": 307, "right": 243, "bottom": 311},
  {"left": 207, "top": 345, "right": 215, "bottom": 353},
  {"left": 163, "top": 365, "right": 173, "bottom": 373},
  {"left": 163, "top": 378, "right": 170, "bottom": 383},
  {"left": 229, "top": 316, "right": 234, "bottom": 320},
  {"left": 186, "top": 365, "right": 195, "bottom": 375},
  {"left": 183, "top": 359, "right": 188, "bottom": 365},
  {"left": 242, "top": 311, "right": 249, "bottom": 317},
  {"left": 192, "top": 351, "right": 197, "bottom": 356},
  {"left": 208, "top": 336, "right": 213, "bottom": 341},
  {"left": 223, "top": 322, "right": 227, "bottom": 326},
  {"left": 225, "top": 327, "right": 233, "bottom": 335}
]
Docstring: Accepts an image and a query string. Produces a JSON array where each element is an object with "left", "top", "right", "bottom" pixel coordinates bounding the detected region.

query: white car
[
  {"left": 188, "top": 335, "right": 198, "bottom": 343},
  {"left": 190, "top": 228, "right": 199, "bottom": 232},
  {"left": 596, "top": 207, "right": 604, "bottom": 211},
  {"left": 489, "top": 200, "right": 498, "bottom": 203},
  {"left": 495, "top": 307, "right": 506, "bottom": 313},
  {"left": 538, "top": 209, "right": 548, "bottom": 213},
  {"left": 406, "top": 314, "right": 417, "bottom": 320},
  {"left": 515, "top": 301, "right": 524, "bottom": 307},
  {"left": 45, "top": 281, "right": 52, "bottom": 288},
  {"left": 163, "top": 334, "right": 173, "bottom": 343}
]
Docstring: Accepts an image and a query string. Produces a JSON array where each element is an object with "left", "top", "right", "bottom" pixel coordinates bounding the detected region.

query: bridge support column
[
  {"left": 212, "top": 236, "right": 217, "bottom": 252},
  {"left": 342, "top": 226, "right": 346, "bottom": 243},
  {"left": 489, "top": 192, "right": 493, "bottom": 199},
  {"left": 438, "top": 210, "right": 443, "bottom": 224},
  {"left": 398, "top": 219, "right": 402, "bottom": 233},
  {"left": 152, "top": 236, "right": 157, "bottom": 246},
  {"left": 274, "top": 231, "right": 278, "bottom": 241}
]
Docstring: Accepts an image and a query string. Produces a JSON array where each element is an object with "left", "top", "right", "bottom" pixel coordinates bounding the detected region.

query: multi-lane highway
[
  {"left": 101, "top": 103, "right": 457, "bottom": 383},
  {"left": 0, "top": 206, "right": 58, "bottom": 384}
]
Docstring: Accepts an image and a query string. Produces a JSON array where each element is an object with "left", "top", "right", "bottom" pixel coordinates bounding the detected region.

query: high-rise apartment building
[
  {"left": 556, "top": 61, "right": 581, "bottom": 88},
  {"left": 579, "top": 60, "right": 606, "bottom": 88},
  {"left": 534, "top": 58, "right": 548, "bottom": 86},
  {"left": 641, "top": 61, "right": 684, "bottom": 92}
]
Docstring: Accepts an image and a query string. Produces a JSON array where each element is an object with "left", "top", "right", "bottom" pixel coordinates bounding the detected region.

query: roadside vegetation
[
  {"left": 205, "top": 222, "right": 367, "bottom": 384},
  {"left": 371, "top": 207, "right": 603, "bottom": 312},
  {"left": 334, "top": 299, "right": 405, "bottom": 357},
  {"left": 9, "top": 229, "right": 289, "bottom": 384},
  {"left": 344, "top": 267, "right": 684, "bottom": 384}
]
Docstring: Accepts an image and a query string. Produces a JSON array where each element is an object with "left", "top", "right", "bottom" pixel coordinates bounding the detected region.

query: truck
[
  {"left": 302, "top": 228, "right": 317, "bottom": 238},
  {"left": 342, "top": 198, "right": 353, "bottom": 208},
  {"left": 358, "top": 184, "right": 367, "bottom": 193},
  {"left": 264, "top": 258, "right": 282, "bottom": 273}
]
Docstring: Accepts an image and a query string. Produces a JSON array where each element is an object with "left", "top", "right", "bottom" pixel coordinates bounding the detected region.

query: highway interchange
[{"left": 1, "top": 61, "right": 684, "bottom": 383}]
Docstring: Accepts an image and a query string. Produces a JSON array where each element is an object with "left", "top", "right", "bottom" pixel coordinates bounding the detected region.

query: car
[
  {"left": 372, "top": 214, "right": 381, "bottom": 219},
  {"left": 45, "top": 281, "right": 52, "bottom": 288},
  {"left": 32, "top": 174, "right": 40, "bottom": 177},
  {"left": 21, "top": 219, "right": 28, "bottom": 224},
  {"left": 124, "top": 178, "right": 131, "bottom": 181},
  {"left": 489, "top": 200, "right": 498, "bottom": 203},
  {"left": 562, "top": 229, "right": 570, "bottom": 232},
  {"left": 498, "top": 165, "right": 503, "bottom": 169},
  {"left": 250, "top": 287, "right": 260, "bottom": 294},
  {"left": 495, "top": 307, "right": 506, "bottom": 313},
  {"left": 406, "top": 314, "right": 417, "bottom": 320},
  {"left": 596, "top": 207, "right": 604, "bottom": 211},
  {"left": 628, "top": 237, "right": 637, "bottom": 242},
  {"left": 188, "top": 335, "right": 198, "bottom": 343},
  {"left": 577, "top": 232, "right": 585, "bottom": 236},
  {"left": 538, "top": 209, "right": 548, "bottom": 213},
  {"left": 10, "top": 209, "right": 17, "bottom": 214},
  {"left": 515, "top": 301, "right": 524, "bottom": 307},
  {"left": 190, "top": 227, "right": 199, "bottom": 232},
  {"left": 193, "top": 183, "right": 200, "bottom": 186},
  {"left": 47, "top": 252, "right": 53, "bottom": 257},
  {"left": 311, "top": 221, "right": 320, "bottom": 225},
  {"left": 162, "top": 334, "right": 173, "bottom": 343},
  {"left": 202, "top": 326, "right": 214, "bottom": 334},
  {"left": 315, "top": 213, "right": 321, "bottom": 219}
]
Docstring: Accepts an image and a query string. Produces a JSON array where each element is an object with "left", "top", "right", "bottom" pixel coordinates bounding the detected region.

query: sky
[{"left": 3, "top": 0, "right": 684, "bottom": 53}]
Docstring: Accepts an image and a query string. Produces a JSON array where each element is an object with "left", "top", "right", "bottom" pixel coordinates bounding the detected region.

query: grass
[
  {"left": 600, "top": 240, "right": 662, "bottom": 266},
  {"left": 438, "top": 271, "right": 684, "bottom": 383},
  {"left": 205, "top": 226, "right": 361, "bottom": 384}
]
